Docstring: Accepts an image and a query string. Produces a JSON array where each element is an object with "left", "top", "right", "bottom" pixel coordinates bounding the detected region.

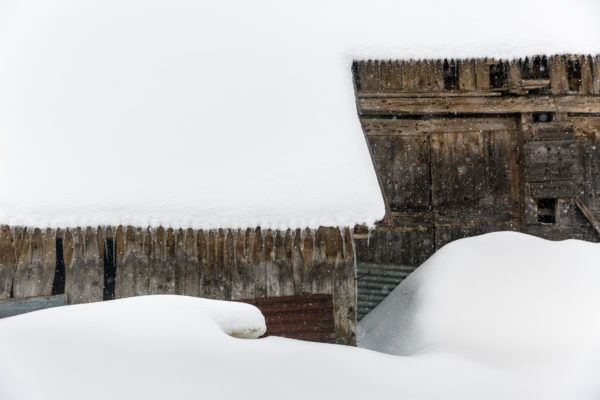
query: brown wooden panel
[
  {"left": 149, "top": 226, "right": 175, "bottom": 294},
  {"left": 380, "top": 61, "right": 402, "bottom": 91},
  {"left": 475, "top": 59, "right": 490, "bottom": 90},
  {"left": 361, "top": 117, "right": 515, "bottom": 136},
  {"left": 529, "top": 181, "right": 574, "bottom": 198},
  {"left": 12, "top": 228, "right": 55, "bottom": 299},
  {"left": 358, "top": 60, "right": 381, "bottom": 91},
  {"left": 575, "top": 130, "right": 600, "bottom": 210},
  {"left": 507, "top": 59, "right": 523, "bottom": 94},
  {"left": 580, "top": 55, "right": 594, "bottom": 95},
  {"left": 522, "top": 121, "right": 575, "bottom": 141},
  {"left": 0, "top": 226, "right": 16, "bottom": 300},
  {"left": 435, "top": 222, "right": 516, "bottom": 249},
  {"left": 550, "top": 56, "right": 569, "bottom": 94},
  {"left": 65, "top": 227, "right": 102, "bottom": 304},
  {"left": 458, "top": 60, "right": 475, "bottom": 90},
  {"left": 354, "top": 227, "right": 434, "bottom": 266},
  {"left": 592, "top": 56, "right": 600, "bottom": 95},
  {"left": 401, "top": 60, "right": 416, "bottom": 90},
  {"left": 368, "top": 135, "right": 431, "bottom": 212},
  {"left": 430, "top": 123, "right": 519, "bottom": 215},
  {"left": 183, "top": 228, "right": 199, "bottom": 296},
  {"left": 524, "top": 140, "right": 577, "bottom": 182},
  {"left": 358, "top": 95, "right": 600, "bottom": 115}
]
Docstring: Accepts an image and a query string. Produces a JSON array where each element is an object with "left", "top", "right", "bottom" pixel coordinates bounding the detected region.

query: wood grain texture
[
  {"left": 592, "top": 56, "right": 600, "bottom": 95},
  {"left": 0, "top": 226, "right": 16, "bottom": 299},
  {"left": 358, "top": 95, "right": 600, "bottom": 115},
  {"left": 458, "top": 60, "right": 476, "bottom": 91},
  {"left": 550, "top": 56, "right": 569, "bottom": 94}
]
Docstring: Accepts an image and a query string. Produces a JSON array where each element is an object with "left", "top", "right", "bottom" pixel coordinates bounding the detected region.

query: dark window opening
[
  {"left": 443, "top": 59, "right": 459, "bottom": 90},
  {"left": 489, "top": 63, "right": 507, "bottom": 88},
  {"left": 103, "top": 237, "right": 116, "bottom": 301},
  {"left": 537, "top": 198, "right": 557, "bottom": 224},
  {"left": 520, "top": 56, "right": 549, "bottom": 80},
  {"left": 532, "top": 112, "right": 553, "bottom": 123},
  {"left": 51, "top": 237, "right": 66, "bottom": 295},
  {"left": 567, "top": 58, "right": 582, "bottom": 92}
]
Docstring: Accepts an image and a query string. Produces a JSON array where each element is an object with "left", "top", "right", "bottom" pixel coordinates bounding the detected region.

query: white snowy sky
[{"left": 0, "top": 0, "right": 598, "bottom": 229}]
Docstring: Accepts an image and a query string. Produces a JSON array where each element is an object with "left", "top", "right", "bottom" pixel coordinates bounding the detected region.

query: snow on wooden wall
[{"left": 0, "top": 226, "right": 357, "bottom": 345}]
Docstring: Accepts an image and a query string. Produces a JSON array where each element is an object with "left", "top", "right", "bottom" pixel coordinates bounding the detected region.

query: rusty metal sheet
[{"left": 240, "top": 294, "right": 335, "bottom": 343}]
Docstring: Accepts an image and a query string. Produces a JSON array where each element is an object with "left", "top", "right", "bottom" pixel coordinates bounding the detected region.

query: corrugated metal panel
[
  {"left": 357, "top": 263, "right": 417, "bottom": 321},
  {"left": 240, "top": 294, "right": 335, "bottom": 343}
]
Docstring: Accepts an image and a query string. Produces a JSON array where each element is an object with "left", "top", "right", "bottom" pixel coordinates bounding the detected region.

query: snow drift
[
  {"left": 1, "top": 293, "right": 599, "bottom": 400},
  {"left": 358, "top": 232, "right": 600, "bottom": 366},
  {"left": 0, "top": 0, "right": 599, "bottom": 229}
]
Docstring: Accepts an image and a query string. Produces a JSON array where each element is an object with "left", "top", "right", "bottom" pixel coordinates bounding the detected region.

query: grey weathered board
[{"left": 0, "top": 294, "right": 67, "bottom": 319}]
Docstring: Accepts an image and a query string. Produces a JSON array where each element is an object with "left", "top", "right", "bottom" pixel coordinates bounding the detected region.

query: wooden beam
[
  {"left": 574, "top": 195, "right": 600, "bottom": 236},
  {"left": 357, "top": 90, "right": 502, "bottom": 98},
  {"left": 358, "top": 95, "right": 600, "bottom": 115}
]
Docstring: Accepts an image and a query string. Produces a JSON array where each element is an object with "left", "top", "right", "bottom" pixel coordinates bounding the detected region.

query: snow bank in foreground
[
  {"left": 358, "top": 232, "right": 600, "bottom": 366},
  {"left": 1, "top": 295, "right": 598, "bottom": 400},
  {"left": 0, "top": 0, "right": 599, "bottom": 229}
]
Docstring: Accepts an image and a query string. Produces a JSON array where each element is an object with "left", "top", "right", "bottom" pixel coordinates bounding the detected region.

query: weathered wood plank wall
[
  {"left": 353, "top": 55, "right": 600, "bottom": 318},
  {"left": 0, "top": 226, "right": 356, "bottom": 345}
]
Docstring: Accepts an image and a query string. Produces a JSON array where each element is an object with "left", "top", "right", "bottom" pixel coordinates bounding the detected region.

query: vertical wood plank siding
[{"left": 0, "top": 225, "right": 356, "bottom": 345}]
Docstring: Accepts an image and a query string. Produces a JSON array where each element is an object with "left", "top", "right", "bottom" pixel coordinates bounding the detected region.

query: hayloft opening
[
  {"left": 103, "top": 238, "right": 116, "bottom": 300},
  {"left": 567, "top": 58, "right": 582, "bottom": 92},
  {"left": 443, "top": 60, "right": 459, "bottom": 90},
  {"left": 489, "top": 63, "right": 507, "bottom": 89},
  {"left": 51, "top": 237, "right": 66, "bottom": 295},
  {"left": 532, "top": 112, "right": 553, "bottom": 123},
  {"left": 537, "top": 198, "right": 557, "bottom": 224}
]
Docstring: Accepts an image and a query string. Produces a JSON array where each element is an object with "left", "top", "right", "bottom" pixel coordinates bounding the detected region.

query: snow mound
[
  {"left": 1, "top": 0, "right": 599, "bottom": 229},
  {"left": 1, "top": 293, "right": 599, "bottom": 399},
  {"left": 358, "top": 232, "right": 600, "bottom": 365}
]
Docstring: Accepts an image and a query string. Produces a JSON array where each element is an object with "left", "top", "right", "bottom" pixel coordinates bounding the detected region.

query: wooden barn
[
  {"left": 1, "top": 54, "right": 599, "bottom": 341},
  {"left": 353, "top": 55, "right": 600, "bottom": 319}
]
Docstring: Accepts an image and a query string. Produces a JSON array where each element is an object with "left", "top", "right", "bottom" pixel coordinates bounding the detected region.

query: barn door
[{"left": 429, "top": 117, "right": 520, "bottom": 248}]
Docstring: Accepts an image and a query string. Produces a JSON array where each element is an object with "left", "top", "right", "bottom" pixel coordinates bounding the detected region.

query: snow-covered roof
[{"left": 0, "top": 0, "right": 598, "bottom": 229}]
